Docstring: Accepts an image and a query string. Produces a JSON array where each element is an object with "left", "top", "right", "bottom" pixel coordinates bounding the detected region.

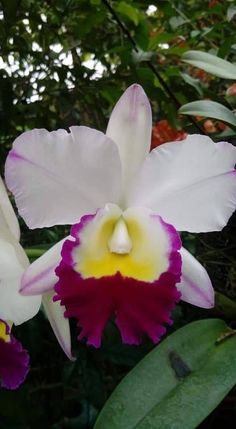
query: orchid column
[{"left": 5, "top": 85, "right": 236, "bottom": 351}]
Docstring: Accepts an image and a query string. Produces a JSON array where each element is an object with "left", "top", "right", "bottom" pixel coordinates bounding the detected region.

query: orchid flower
[
  {"left": 0, "top": 177, "right": 40, "bottom": 388},
  {"left": 0, "top": 178, "right": 72, "bottom": 388},
  {"left": 5, "top": 84, "right": 236, "bottom": 351}
]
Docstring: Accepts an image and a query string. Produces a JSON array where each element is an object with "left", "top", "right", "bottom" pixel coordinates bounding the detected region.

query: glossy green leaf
[
  {"left": 179, "top": 100, "right": 236, "bottom": 127},
  {"left": 182, "top": 50, "right": 236, "bottom": 79},
  {"left": 180, "top": 72, "right": 203, "bottom": 96},
  {"left": 95, "top": 319, "right": 236, "bottom": 429}
]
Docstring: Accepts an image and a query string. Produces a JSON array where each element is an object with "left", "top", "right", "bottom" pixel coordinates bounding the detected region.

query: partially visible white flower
[
  {"left": 0, "top": 176, "right": 40, "bottom": 324},
  {"left": 0, "top": 177, "right": 72, "bottom": 358}
]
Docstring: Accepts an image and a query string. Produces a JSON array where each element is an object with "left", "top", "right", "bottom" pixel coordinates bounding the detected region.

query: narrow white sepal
[
  {"left": 177, "top": 247, "right": 214, "bottom": 309},
  {"left": 42, "top": 291, "right": 75, "bottom": 361}
]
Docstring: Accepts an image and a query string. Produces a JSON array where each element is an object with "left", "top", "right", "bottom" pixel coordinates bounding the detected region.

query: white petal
[
  {"left": 177, "top": 247, "right": 214, "bottom": 308},
  {"left": 21, "top": 238, "right": 67, "bottom": 295},
  {"left": 127, "top": 135, "right": 236, "bottom": 232},
  {"left": 0, "top": 177, "right": 20, "bottom": 240},
  {"left": 0, "top": 230, "right": 41, "bottom": 325},
  {"left": 5, "top": 126, "right": 122, "bottom": 229},
  {"left": 42, "top": 291, "right": 74, "bottom": 360},
  {"left": 106, "top": 84, "right": 152, "bottom": 199}
]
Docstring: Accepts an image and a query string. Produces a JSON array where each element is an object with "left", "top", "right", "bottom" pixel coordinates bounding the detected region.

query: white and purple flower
[
  {"left": 5, "top": 85, "right": 236, "bottom": 352},
  {"left": 0, "top": 176, "right": 72, "bottom": 389},
  {"left": 0, "top": 176, "right": 40, "bottom": 389}
]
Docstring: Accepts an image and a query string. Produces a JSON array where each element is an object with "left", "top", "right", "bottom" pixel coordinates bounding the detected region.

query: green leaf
[
  {"left": 179, "top": 100, "right": 236, "bottom": 127},
  {"left": 95, "top": 319, "right": 236, "bottom": 429},
  {"left": 182, "top": 50, "right": 236, "bottom": 79},
  {"left": 227, "top": 5, "right": 236, "bottom": 21},
  {"left": 169, "top": 16, "right": 189, "bottom": 30},
  {"left": 216, "top": 128, "right": 236, "bottom": 138},
  {"left": 215, "top": 292, "right": 236, "bottom": 319},
  {"left": 180, "top": 72, "right": 203, "bottom": 96},
  {"left": 148, "top": 33, "right": 173, "bottom": 50},
  {"left": 132, "top": 48, "right": 153, "bottom": 64},
  {"left": 116, "top": 2, "right": 140, "bottom": 26}
]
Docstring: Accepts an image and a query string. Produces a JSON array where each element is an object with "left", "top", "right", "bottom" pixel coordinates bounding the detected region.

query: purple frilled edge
[{"left": 0, "top": 321, "right": 30, "bottom": 390}]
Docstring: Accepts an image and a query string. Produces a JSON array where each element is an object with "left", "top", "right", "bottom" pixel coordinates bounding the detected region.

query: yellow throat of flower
[
  {"left": 73, "top": 207, "right": 170, "bottom": 282},
  {"left": 0, "top": 321, "right": 11, "bottom": 343}
]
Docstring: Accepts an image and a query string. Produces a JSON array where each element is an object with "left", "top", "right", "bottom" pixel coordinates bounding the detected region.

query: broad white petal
[
  {"left": 106, "top": 84, "right": 152, "bottom": 199},
  {"left": 5, "top": 126, "right": 122, "bottom": 229},
  {"left": 0, "top": 177, "right": 20, "bottom": 240},
  {"left": 177, "top": 247, "right": 214, "bottom": 308},
  {"left": 42, "top": 291, "right": 74, "bottom": 360},
  {"left": 0, "top": 230, "right": 41, "bottom": 325},
  {"left": 127, "top": 135, "right": 236, "bottom": 232},
  {"left": 21, "top": 238, "right": 67, "bottom": 295}
]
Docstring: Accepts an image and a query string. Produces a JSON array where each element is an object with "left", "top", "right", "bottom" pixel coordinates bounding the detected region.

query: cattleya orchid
[
  {"left": 5, "top": 85, "right": 236, "bottom": 353},
  {"left": 0, "top": 177, "right": 72, "bottom": 388},
  {"left": 0, "top": 177, "right": 40, "bottom": 388}
]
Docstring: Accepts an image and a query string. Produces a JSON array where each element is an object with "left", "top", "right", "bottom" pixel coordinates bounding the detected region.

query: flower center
[
  {"left": 54, "top": 205, "right": 182, "bottom": 348},
  {"left": 108, "top": 217, "right": 132, "bottom": 254},
  {"left": 68, "top": 204, "right": 181, "bottom": 283}
]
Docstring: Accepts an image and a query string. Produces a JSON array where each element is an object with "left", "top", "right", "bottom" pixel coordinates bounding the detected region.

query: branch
[{"left": 102, "top": 0, "right": 205, "bottom": 134}]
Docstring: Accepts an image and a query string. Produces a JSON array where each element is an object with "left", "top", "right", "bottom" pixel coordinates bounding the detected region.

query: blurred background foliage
[{"left": 0, "top": 0, "right": 236, "bottom": 427}]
